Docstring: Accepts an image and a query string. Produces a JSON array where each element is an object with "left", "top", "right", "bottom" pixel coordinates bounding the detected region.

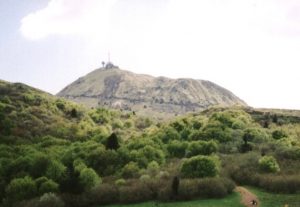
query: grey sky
[{"left": 1, "top": 0, "right": 300, "bottom": 109}]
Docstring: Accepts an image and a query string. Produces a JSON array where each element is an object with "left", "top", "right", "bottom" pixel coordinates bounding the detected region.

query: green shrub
[
  {"left": 45, "top": 160, "right": 66, "bottom": 182},
  {"left": 79, "top": 167, "right": 101, "bottom": 190},
  {"left": 73, "top": 159, "right": 87, "bottom": 173},
  {"left": 181, "top": 155, "right": 220, "bottom": 178},
  {"left": 259, "top": 156, "right": 280, "bottom": 173},
  {"left": 272, "top": 130, "right": 287, "bottom": 140},
  {"left": 202, "top": 126, "right": 233, "bottom": 142},
  {"left": 39, "top": 179, "right": 59, "bottom": 195},
  {"left": 38, "top": 180, "right": 58, "bottom": 194},
  {"left": 129, "top": 145, "right": 165, "bottom": 168},
  {"left": 124, "top": 120, "right": 133, "bottom": 128},
  {"left": 186, "top": 140, "right": 218, "bottom": 157},
  {"left": 147, "top": 161, "right": 159, "bottom": 176},
  {"left": 161, "top": 127, "right": 181, "bottom": 143},
  {"left": 112, "top": 119, "right": 124, "bottom": 129},
  {"left": 35, "top": 177, "right": 48, "bottom": 188},
  {"left": 192, "top": 120, "right": 202, "bottom": 129},
  {"left": 167, "top": 140, "right": 188, "bottom": 158},
  {"left": 55, "top": 100, "right": 65, "bottom": 111},
  {"left": 122, "top": 162, "right": 140, "bottom": 178},
  {"left": 6, "top": 176, "right": 37, "bottom": 202},
  {"left": 243, "top": 128, "right": 269, "bottom": 143},
  {"left": 135, "top": 117, "right": 153, "bottom": 130}
]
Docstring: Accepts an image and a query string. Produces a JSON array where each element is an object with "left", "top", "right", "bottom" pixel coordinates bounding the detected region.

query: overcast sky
[{"left": 1, "top": 0, "right": 300, "bottom": 109}]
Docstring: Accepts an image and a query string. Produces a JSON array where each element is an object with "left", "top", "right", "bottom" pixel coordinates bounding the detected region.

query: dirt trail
[{"left": 236, "top": 186, "right": 260, "bottom": 207}]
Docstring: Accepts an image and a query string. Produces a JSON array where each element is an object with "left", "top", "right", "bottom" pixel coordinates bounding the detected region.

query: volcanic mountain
[{"left": 57, "top": 65, "right": 246, "bottom": 117}]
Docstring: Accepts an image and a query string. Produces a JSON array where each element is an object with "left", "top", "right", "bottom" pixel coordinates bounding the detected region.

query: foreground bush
[
  {"left": 37, "top": 193, "right": 65, "bottom": 207},
  {"left": 13, "top": 193, "right": 65, "bottom": 207},
  {"left": 231, "top": 167, "right": 300, "bottom": 194},
  {"left": 259, "top": 175, "right": 300, "bottom": 193},
  {"left": 88, "top": 183, "right": 119, "bottom": 205},
  {"left": 119, "top": 182, "right": 153, "bottom": 204},
  {"left": 177, "top": 178, "right": 235, "bottom": 200}
]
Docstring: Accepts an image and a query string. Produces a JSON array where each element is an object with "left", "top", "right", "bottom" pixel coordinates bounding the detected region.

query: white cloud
[{"left": 20, "top": 0, "right": 117, "bottom": 40}]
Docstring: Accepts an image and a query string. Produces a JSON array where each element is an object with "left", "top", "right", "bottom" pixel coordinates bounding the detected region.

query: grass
[
  {"left": 247, "top": 186, "right": 300, "bottom": 207},
  {"left": 103, "top": 192, "right": 244, "bottom": 207}
]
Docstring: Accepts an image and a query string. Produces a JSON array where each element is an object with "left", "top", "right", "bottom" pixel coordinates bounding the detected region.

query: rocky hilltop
[{"left": 57, "top": 66, "right": 246, "bottom": 117}]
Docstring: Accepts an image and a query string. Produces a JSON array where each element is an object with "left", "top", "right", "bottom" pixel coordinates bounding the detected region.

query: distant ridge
[{"left": 57, "top": 66, "right": 246, "bottom": 117}]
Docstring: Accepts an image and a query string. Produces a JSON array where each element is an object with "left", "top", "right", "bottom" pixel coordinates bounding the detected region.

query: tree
[
  {"left": 272, "top": 114, "right": 278, "bottom": 123},
  {"left": 6, "top": 176, "right": 37, "bottom": 202},
  {"left": 240, "top": 130, "right": 254, "bottom": 153},
  {"left": 106, "top": 133, "right": 120, "bottom": 150},
  {"left": 181, "top": 155, "right": 220, "bottom": 178},
  {"left": 70, "top": 108, "right": 77, "bottom": 118},
  {"left": 172, "top": 176, "right": 180, "bottom": 196}
]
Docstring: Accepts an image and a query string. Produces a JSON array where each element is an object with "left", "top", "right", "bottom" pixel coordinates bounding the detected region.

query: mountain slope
[
  {"left": 57, "top": 67, "right": 246, "bottom": 117},
  {"left": 0, "top": 79, "right": 148, "bottom": 143}
]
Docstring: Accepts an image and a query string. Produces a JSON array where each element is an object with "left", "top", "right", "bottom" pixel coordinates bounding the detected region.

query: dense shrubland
[{"left": 0, "top": 80, "right": 300, "bottom": 206}]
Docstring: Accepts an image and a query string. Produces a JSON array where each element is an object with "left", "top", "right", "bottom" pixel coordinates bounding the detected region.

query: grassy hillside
[{"left": 1, "top": 80, "right": 300, "bottom": 207}]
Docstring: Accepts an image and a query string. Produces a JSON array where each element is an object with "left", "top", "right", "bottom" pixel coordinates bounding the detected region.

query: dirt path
[{"left": 235, "top": 186, "right": 260, "bottom": 207}]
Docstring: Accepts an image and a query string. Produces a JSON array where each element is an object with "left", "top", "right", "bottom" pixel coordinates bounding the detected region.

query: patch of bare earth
[{"left": 236, "top": 186, "right": 260, "bottom": 207}]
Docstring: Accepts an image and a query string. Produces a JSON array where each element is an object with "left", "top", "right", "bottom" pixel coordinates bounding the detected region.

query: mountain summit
[{"left": 57, "top": 66, "right": 246, "bottom": 117}]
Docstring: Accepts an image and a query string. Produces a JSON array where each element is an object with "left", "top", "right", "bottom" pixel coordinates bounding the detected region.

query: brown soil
[{"left": 236, "top": 186, "right": 260, "bottom": 207}]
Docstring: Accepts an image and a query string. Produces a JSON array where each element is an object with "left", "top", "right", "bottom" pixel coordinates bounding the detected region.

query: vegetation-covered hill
[
  {"left": 1, "top": 80, "right": 300, "bottom": 207},
  {"left": 0, "top": 80, "right": 152, "bottom": 144},
  {"left": 57, "top": 67, "right": 246, "bottom": 118}
]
